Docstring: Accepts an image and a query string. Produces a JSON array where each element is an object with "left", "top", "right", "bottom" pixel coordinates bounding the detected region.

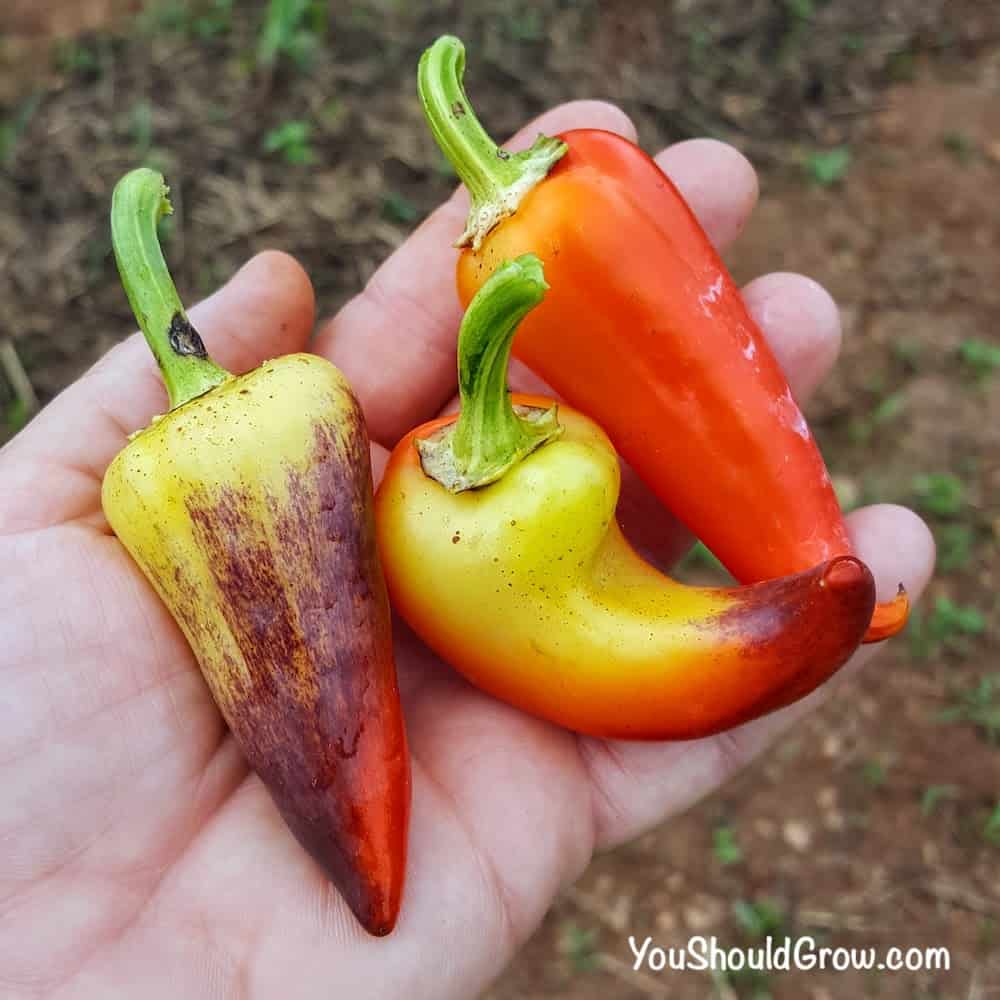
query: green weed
[
  {"left": 53, "top": 37, "right": 101, "bottom": 76},
  {"left": 958, "top": 339, "right": 1000, "bottom": 379},
  {"left": 732, "top": 898, "right": 785, "bottom": 939},
  {"left": 138, "top": 0, "right": 232, "bottom": 38},
  {"left": 262, "top": 121, "right": 316, "bottom": 165},
  {"left": 849, "top": 390, "right": 906, "bottom": 443},
  {"left": 804, "top": 147, "right": 851, "bottom": 186},
  {"left": 938, "top": 675, "right": 1000, "bottom": 743},
  {"left": 558, "top": 922, "right": 599, "bottom": 973},
  {"left": 193, "top": 0, "right": 234, "bottom": 39},
  {"left": 722, "top": 899, "right": 785, "bottom": 998},
  {"left": 912, "top": 473, "right": 965, "bottom": 517},
  {"left": 713, "top": 825, "right": 743, "bottom": 866},
  {"left": 258, "top": 0, "right": 327, "bottom": 71},
  {"left": 920, "top": 784, "right": 959, "bottom": 817},
  {"left": 861, "top": 759, "right": 889, "bottom": 788},
  {"left": 909, "top": 597, "right": 986, "bottom": 660},
  {"left": 784, "top": 0, "right": 815, "bottom": 19}
]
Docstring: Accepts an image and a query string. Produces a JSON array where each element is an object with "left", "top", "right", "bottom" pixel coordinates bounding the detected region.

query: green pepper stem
[
  {"left": 111, "top": 168, "right": 230, "bottom": 411},
  {"left": 416, "top": 255, "right": 562, "bottom": 492},
  {"left": 418, "top": 35, "right": 567, "bottom": 250}
]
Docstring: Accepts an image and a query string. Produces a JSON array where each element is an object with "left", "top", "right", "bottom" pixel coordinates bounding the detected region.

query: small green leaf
[
  {"left": 784, "top": 0, "right": 815, "bottom": 19},
  {"left": 713, "top": 825, "right": 743, "bottom": 866},
  {"left": 912, "top": 473, "right": 965, "bottom": 517},
  {"left": 909, "top": 599, "right": 987, "bottom": 662},
  {"left": 861, "top": 759, "right": 888, "bottom": 788},
  {"left": 920, "top": 784, "right": 959, "bottom": 817},
  {"left": 732, "top": 898, "right": 784, "bottom": 939},
  {"left": 958, "top": 339, "right": 1000, "bottom": 378},
  {"left": 937, "top": 675, "right": 1000, "bottom": 743},
  {"left": 804, "top": 147, "right": 851, "bottom": 186},
  {"left": 258, "top": 0, "right": 327, "bottom": 70},
  {"left": 559, "top": 921, "right": 599, "bottom": 972},
  {"left": 262, "top": 120, "right": 315, "bottom": 165}
]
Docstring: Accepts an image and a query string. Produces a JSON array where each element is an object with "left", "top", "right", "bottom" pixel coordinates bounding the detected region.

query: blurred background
[{"left": 1, "top": 1, "right": 998, "bottom": 996}]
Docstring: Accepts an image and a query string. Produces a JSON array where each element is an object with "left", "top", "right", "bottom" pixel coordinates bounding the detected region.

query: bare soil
[{"left": 1, "top": 3, "right": 998, "bottom": 997}]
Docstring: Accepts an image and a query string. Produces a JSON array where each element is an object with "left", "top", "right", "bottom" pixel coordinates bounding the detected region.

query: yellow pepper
[{"left": 101, "top": 169, "right": 409, "bottom": 935}]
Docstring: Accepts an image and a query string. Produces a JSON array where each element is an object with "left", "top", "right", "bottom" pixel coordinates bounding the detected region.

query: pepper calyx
[
  {"left": 418, "top": 35, "right": 567, "bottom": 250},
  {"left": 415, "top": 253, "right": 562, "bottom": 493},
  {"left": 417, "top": 402, "right": 561, "bottom": 493}
]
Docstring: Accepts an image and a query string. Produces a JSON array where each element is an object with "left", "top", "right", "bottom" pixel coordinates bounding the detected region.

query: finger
[
  {"left": 578, "top": 503, "right": 934, "bottom": 850},
  {"left": 616, "top": 270, "right": 844, "bottom": 567},
  {"left": 314, "top": 101, "right": 638, "bottom": 448},
  {"left": 655, "top": 138, "right": 759, "bottom": 252},
  {"left": 741, "top": 271, "right": 842, "bottom": 402},
  {"left": 0, "top": 252, "right": 315, "bottom": 531}
]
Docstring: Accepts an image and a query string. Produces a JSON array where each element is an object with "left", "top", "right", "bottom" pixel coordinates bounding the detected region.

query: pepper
[
  {"left": 417, "top": 36, "right": 907, "bottom": 644},
  {"left": 102, "top": 169, "right": 409, "bottom": 935},
  {"left": 375, "top": 256, "right": 876, "bottom": 739}
]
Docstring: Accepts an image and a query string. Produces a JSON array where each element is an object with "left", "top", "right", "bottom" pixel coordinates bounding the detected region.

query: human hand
[{"left": 0, "top": 103, "right": 934, "bottom": 999}]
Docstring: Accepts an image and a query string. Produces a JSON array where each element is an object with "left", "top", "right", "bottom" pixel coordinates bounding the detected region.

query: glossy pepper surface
[
  {"left": 102, "top": 169, "right": 409, "bottom": 935},
  {"left": 418, "top": 36, "right": 907, "bottom": 644},
  {"left": 376, "top": 256, "right": 876, "bottom": 740}
]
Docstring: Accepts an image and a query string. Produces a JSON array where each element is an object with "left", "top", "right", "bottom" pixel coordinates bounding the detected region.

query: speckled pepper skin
[
  {"left": 376, "top": 393, "right": 876, "bottom": 741},
  {"left": 103, "top": 354, "right": 410, "bottom": 936}
]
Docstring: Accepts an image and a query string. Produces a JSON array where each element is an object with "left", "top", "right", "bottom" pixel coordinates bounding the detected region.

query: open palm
[{"left": 0, "top": 103, "right": 933, "bottom": 999}]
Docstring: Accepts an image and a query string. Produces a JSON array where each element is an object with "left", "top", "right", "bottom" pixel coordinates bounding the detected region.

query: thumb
[{"left": 0, "top": 251, "right": 315, "bottom": 533}]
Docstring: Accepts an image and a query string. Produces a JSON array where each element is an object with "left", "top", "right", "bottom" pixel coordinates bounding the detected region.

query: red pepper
[{"left": 418, "top": 36, "right": 908, "bottom": 643}]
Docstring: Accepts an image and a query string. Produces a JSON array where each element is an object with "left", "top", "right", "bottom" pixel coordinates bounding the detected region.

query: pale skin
[{"left": 0, "top": 103, "right": 934, "bottom": 998}]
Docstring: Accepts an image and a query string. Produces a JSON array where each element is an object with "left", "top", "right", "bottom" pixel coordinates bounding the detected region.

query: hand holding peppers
[
  {"left": 376, "top": 256, "right": 877, "bottom": 739},
  {"left": 0, "top": 110, "right": 934, "bottom": 994}
]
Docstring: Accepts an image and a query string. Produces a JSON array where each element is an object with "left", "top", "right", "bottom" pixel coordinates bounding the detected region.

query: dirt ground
[{"left": 1, "top": 2, "right": 998, "bottom": 997}]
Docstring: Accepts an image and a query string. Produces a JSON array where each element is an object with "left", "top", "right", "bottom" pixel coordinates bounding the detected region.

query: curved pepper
[
  {"left": 417, "top": 36, "right": 907, "bottom": 644},
  {"left": 102, "top": 169, "right": 409, "bottom": 935},
  {"left": 375, "top": 256, "right": 876, "bottom": 740}
]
